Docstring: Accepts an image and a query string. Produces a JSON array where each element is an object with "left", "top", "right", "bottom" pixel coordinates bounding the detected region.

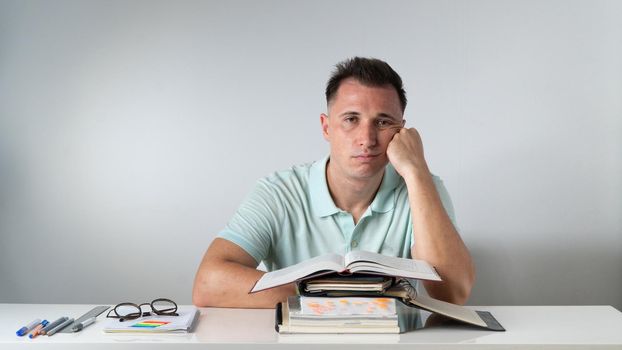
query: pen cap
[{"left": 16, "top": 319, "right": 41, "bottom": 336}]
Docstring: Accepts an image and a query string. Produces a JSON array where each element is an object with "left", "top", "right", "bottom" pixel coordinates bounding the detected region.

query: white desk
[{"left": 1, "top": 304, "right": 621, "bottom": 349}]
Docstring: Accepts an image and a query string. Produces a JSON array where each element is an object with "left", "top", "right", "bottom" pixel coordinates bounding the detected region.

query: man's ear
[{"left": 320, "top": 113, "right": 330, "bottom": 141}]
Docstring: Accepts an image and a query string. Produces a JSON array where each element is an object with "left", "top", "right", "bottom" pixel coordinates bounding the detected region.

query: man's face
[{"left": 321, "top": 78, "right": 404, "bottom": 182}]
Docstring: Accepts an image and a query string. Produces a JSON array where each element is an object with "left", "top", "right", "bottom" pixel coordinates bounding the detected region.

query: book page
[
  {"left": 410, "top": 294, "right": 487, "bottom": 328},
  {"left": 251, "top": 253, "right": 344, "bottom": 292},
  {"left": 344, "top": 250, "right": 441, "bottom": 281}
]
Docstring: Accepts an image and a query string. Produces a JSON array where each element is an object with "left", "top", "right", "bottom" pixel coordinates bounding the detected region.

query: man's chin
[{"left": 348, "top": 159, "right": 388, "bottom": 179}]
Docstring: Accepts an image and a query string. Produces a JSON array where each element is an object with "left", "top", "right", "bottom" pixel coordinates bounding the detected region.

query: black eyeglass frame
[{"left": 106, "top": 298, "right": 179, "bottom": 322}]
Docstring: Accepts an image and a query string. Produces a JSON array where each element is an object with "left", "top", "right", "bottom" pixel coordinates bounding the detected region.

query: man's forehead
[{"left": 328, "top": 78, "right": 403, "bottom": 117}]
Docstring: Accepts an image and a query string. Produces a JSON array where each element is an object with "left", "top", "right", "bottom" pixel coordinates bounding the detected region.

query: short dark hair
[{"left": 325, "top": 57, "right": 407, "bottom": 112}]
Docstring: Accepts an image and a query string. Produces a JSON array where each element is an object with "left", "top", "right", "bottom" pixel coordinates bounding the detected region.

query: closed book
[
  {"left": 277, "top": 298, "right": 400, "bottom": 334},
  {"left": 303, "top": 274, "right": 394, "bottom": 293}
]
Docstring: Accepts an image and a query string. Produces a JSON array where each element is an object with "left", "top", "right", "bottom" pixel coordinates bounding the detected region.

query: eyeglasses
[{"left": 106, "top": 298, "right": 179, "bottom": 322}]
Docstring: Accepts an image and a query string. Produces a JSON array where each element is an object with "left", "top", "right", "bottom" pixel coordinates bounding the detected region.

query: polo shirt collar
[
  {"left": 309, "top": 156, "right": 340, "bottom": 217},
  {"left": 309, "top": 155, "right": 401, "bottom": 217}
]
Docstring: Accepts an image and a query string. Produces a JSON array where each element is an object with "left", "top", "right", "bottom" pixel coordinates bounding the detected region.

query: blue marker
[
  {"left": 16, "top": 319, "right": 41, "bottom": 336},
  {"left": 29, "top": 320, "right": 49, "bottom": 338}
]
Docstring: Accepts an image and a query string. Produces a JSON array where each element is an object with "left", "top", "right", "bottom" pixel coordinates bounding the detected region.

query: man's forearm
[
  {"left": 405, "top": 168, "right": 475, "bottom": 304},
  {"left": 192, "top": 259, "right": 296, "bottom": 308}
]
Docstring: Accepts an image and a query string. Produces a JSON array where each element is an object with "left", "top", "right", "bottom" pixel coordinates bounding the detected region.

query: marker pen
[
  {"left": 72, "top": 317, "right": 96, "bottom": 332},
  {"left": 28, "top": 320, "right": 49, "bottom": 339},
  {"left": 47, "top": 318, "right": 74, "bottom": 336},
  {"left": 40, "top": 317, "right": 68, "bottom": 335},
  {"left": 16, "top": 319, "right": 41, "bottom": 336}
]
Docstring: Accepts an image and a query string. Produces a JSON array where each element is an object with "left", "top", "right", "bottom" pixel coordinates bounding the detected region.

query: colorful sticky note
[{"left": 131, "top": 320, "right": 170, "bottom": 328}]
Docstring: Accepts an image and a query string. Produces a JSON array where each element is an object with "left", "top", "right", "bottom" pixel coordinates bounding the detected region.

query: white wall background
[{"left": 1, "top": 0, "right": 620, "bottom": 309}]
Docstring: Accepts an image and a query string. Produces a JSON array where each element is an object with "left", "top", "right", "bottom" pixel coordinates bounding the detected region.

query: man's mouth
[{"left": 353, "top": 153, "right": 381, "bottom": 160}]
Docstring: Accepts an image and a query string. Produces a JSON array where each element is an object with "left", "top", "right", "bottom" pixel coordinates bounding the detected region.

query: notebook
[{"left": 102, "top": 306, "right": 199, "bottom": 333}]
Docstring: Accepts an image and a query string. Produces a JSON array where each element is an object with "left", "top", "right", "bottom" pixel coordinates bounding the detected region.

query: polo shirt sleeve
[{"left": 218, "top": 179, "right": 282, "bottom": 264}]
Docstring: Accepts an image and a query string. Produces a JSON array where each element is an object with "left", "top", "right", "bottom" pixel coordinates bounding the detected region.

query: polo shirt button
[{"left": 351, "top": 240, "right": 358, "bottom": 248}]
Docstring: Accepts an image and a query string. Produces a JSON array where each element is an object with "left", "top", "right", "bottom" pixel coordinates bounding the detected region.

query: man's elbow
[
  {"left": 192, "top": 284, "right": 208, "bottom": 307},
  {"left": 436, "top": 279, "right": 474, "bottom": 306},
  {"left": 453, "top": 263, "right": 476, "bottom": 305},
  {"left": 453, "top": 281, "right": 474, "bottom": 305},
  {"left": 192, "top": 266, "right": 223, "bottom": 307},
  {"left": 192, "top": 274, "right": 209, "bottom": 307},
  {"left": 429, "top": 263, "right": 475, "bottom": 305}
]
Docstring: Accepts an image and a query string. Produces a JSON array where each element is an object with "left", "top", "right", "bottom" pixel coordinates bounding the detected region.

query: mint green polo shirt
[{"left": 218, "top": 156, "right": 456, "bottom": 272}]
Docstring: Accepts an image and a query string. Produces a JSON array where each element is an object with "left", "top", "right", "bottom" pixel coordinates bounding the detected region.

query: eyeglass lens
[
  {"left": 152, "top": 299, "right": 177, "bottom": 314},
  {"left": 115, "top": 304, "right": 142, "bottom": 319}
]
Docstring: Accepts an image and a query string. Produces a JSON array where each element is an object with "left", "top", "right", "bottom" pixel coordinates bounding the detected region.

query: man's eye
[
  {"left": 344, "top": 117, "right": 358, "bottom": 123},
  {"left": 377, "top": 119, "right": 394, "bottom": 128}
]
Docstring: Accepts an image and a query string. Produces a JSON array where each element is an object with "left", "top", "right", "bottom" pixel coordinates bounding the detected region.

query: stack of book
[{"left": 253, "top": 250, "right": 505, "bottom": 333}]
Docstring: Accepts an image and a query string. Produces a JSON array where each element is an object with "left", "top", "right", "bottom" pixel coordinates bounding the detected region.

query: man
[{"left": 192, "top": 57, "right": 474, "bottom": 308}]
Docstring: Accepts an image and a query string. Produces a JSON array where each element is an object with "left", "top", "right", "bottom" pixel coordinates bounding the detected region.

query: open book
[
  {"left": 251, "top": 250, "right": 441, "bottom": 293},
  {"left": 384, "top": 280, "right": 505, "bottom": 331}
]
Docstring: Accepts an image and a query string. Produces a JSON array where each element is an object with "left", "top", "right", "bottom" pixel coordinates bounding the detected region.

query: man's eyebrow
[
  {"left": 338, "top": 111, "right": 360, "bottom": 117},
  {"left": 377, "top": 113, "right": 400, "bottom": 120}
]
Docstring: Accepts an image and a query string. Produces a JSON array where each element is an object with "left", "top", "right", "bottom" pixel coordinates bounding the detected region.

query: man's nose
[{"left": 356, "top": 122, "right": 378, "bottom": 148}]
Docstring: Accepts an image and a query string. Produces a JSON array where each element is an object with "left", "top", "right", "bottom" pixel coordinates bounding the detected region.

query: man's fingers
[{"left": 388, "top": 126, "right": 404, "bottom": 136}]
